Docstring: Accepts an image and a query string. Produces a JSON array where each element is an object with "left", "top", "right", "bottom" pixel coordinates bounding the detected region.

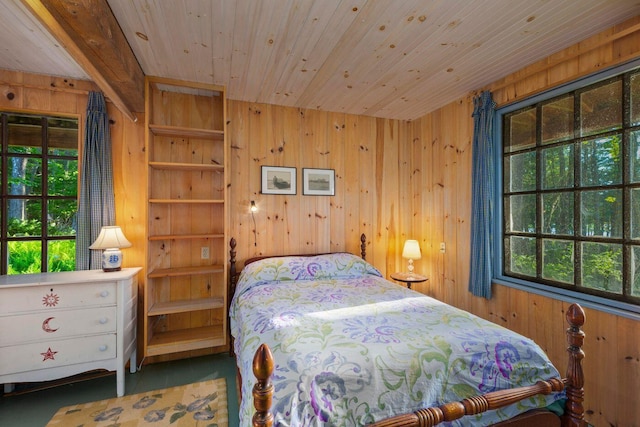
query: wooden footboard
[{"left": 250, "top": 303, "right": 587, "bottom": 427}]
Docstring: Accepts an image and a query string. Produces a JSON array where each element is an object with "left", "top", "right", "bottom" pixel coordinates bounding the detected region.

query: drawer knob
[
  {"left": 99, "top": 317, "right": 109, "bottom": 324},
  {"left": 99, "top": 345, "right": 108, "bottom": 352},
  {"left": 100, "top": 290, "right": 110, "bottom": 298}
]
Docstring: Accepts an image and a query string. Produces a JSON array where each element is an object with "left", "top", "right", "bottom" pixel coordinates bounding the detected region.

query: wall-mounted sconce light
[{"left": 250, "top": 200, "right": 257, "bottom": 246}]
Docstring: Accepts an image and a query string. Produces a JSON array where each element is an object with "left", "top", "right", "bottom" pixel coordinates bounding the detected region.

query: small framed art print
[
  {"left": 302, "top": 168, "right": 335, "bottom": 196},
  {"left": 261, "top": 166, "right": 296, "bottom": 195}
]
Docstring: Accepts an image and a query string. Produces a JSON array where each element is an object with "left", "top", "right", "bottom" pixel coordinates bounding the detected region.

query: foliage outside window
[
  {"left": 1, "top": 113, "right": 78, "bottom": 275},
  {"left": 502, "top": 70, "right": 640, "bottom": 306}
]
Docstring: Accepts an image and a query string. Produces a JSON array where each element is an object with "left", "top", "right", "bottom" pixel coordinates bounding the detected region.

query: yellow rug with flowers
[{"left": 46, "top": 378, "right": 227, "bottom": 426}]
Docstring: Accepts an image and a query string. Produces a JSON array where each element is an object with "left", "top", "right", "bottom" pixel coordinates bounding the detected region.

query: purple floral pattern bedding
[{"left": 230, "top": 253, "right": 563, "bottom": 426}]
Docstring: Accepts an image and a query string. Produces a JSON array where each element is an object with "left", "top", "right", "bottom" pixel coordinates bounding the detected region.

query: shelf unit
[{"left": 144, "top": 76, "right": 228, "bottom": 358}]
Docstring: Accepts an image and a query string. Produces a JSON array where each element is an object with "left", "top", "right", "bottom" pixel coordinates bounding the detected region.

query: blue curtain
[
  {"left": 468, "top": 91, "right": 496, "bottom": 298},
  {"left": 75, "top": 92, "right": 115, "bottom": 270}
]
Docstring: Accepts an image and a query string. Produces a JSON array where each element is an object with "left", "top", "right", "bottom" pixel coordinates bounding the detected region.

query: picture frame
[
  {"left": 302, "top": 168, "right": 335, "bottom": 196},
  {"left": 261, "top": 166, "right": 296, "bottom": 195}
]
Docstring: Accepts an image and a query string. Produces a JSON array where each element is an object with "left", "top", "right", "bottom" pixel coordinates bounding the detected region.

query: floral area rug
[{"left": 46, "top": 378, "right": 227, "bottom": 426}]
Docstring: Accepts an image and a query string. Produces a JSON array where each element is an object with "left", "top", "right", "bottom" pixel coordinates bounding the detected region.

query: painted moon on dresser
[{"left": 42, "top": 317, "right": 59, "bottom": 333}]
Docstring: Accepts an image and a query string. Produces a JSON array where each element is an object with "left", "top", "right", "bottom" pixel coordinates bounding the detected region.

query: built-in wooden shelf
[
  {"left": 149, "top": 123, "right": 224, "bottom": 140},
  {"left": 148, "top": 297, "right": 224, "bottom": 316},
  {"left": 144, "top": 76, "right": 228, "bottom": 359},
  {"left": 148, "top": 233, "right": 225, "bottom": 241},
  {"left": 148, "top": 264, "right": 224, "bottom": 278},
  {"left": 149, "top": 161, "right": 224, "bottom": 171},
  {"left": 146, "top": 325, "right": 225, "bottom": 357}
]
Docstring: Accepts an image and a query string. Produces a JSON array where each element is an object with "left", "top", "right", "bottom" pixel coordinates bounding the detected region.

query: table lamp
[
  {"left": 89, "top": 226, "right": 132, "bottom": 272},
  {"left": 402, "top": 239, "right": 421, "bottom": 274}
]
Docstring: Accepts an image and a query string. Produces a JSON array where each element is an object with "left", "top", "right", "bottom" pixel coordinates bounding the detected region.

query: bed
[{"left": 228, "top": 235, "right": 586, "bottom": 427}]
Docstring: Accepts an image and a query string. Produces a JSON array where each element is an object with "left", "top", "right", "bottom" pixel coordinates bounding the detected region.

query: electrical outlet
[
  {"left": 201, "top": 247, "right": 210, "bottom": 259},
  {"left": 440, "top": 242, "right": 446, "bottom": 253}
]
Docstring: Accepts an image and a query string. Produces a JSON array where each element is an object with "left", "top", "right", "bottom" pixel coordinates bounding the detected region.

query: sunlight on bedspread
[{"left": 230, "top": 253, "right": 563, "bottom": 427}]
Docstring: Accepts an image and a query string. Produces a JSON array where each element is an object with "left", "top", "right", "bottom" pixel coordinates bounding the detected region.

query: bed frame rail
[{"left": 251, "top": 303, "right": 586, "bottom": 427}]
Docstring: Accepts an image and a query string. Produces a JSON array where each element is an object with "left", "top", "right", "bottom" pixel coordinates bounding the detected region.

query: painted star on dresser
[{"left": 41, "top": 347, "right": 58, "bottom": 361}]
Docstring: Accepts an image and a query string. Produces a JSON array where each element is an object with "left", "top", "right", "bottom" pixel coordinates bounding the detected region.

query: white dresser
[{"left": 0, "top": 268, "right": 140, "bottom": 397}]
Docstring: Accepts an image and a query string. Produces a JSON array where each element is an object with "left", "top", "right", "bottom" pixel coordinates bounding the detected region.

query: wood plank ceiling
[{"left": 2, "top": 0, "right": 640, "bottom": 121}]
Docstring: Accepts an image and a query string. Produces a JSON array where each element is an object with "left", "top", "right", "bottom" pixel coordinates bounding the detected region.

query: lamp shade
[
  {"left": 89, "top": 226, "right": 132, "bottom": 250},
  {"left": 402, "top": 240, "right": 421, "bottom": 260}
]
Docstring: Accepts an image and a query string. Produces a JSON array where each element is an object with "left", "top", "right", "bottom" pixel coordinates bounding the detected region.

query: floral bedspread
[{"left": 229, "top": 253, "right": 563, "bottom": 426}]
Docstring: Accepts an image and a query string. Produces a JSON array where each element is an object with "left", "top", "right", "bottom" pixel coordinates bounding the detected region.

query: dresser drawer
[
  {"left": 0, "top": 282, "right": 116, "bottom": 314},
  {"left": 0, "top": 334, "right": 117, "bottom": 376},
  {"left": 0, "top": 306, "right": 116, "bottom": 346}
]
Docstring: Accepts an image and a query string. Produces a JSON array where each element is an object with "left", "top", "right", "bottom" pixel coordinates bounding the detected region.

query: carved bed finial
[
  {"left": 252, "top": 343, "right": 275, "bottom": 427},
  {"left": 361, "top": 233, "right": 367, "bottom": 260}
]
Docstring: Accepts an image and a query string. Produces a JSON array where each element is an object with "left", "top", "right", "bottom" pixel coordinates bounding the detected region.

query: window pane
[
  {"left": 506, "top": 194, "right": 536, "bottom": 233},
  {"left": 631, "top": 130, "right": 640, "bottom": 183},
  {"left": 7, "top": 199, "right": 42, "bottom": 237},
  {"left": 631, "top": 73, "right": 640, "bottom": 126},
  {"left": 7, "top": 240, "right": 41, "bottom": 274},
  {"left": 48, "top": 200, "right": 77, "bottom": 236},
  {"left": 504, "top": 151, "right": 536, "bottom": 192},
  {"left": 542, "top": 96, "right": 574, "bottom": 144},
  {"left": 580, "top": 189, "right": 622, "bottom": 238},
  {"left": 580, "top": 135, "right": 621, "bottom": 186},
  {"left": 505, "top": 107, "right": 536, "bottom": 153},
  {"left": 8, "top": 157, "right": 42, "bottom": 196},
  {"left": 542, "top": 192, "right": 573, "bottom": 235},
  {"left": 48, "top": 158, "right": 78, "bottom": 196},
  {"left": 8, "top": 114, "right": 42, "bottom": 154},
  {"left": 631, "top": 246, "right": 640, "bottom": 297},
  {"left": 632, "top": 188, "right": 640, "bottom": 240},
  {"left": 507, "top": 236, "right": 536, "bottom": 277},
  {"left": 542, "top": 144, "right": 574, "bottom": 189},
  {"left": 47, "top": 117, "right": 78, "bottom": 155},
  {"left": 542, "top": 239, "right": 574, "bottom": 283},
  {"left": 48, "top": 240, "right": 76, "bottom": 272},
  {"left": 581, "top": 242, "right": 622, "bottom": 294},
  {"left": 580, "top": 80, "right": 622, "bottom": 137}
]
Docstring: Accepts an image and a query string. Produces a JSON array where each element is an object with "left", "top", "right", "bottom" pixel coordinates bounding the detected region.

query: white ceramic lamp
[
  {"left": 89, "top": 226, "right": 132, "bottom": 272},
  {"left": 402, "top": 239, "right": 421, "bottom": 274}
]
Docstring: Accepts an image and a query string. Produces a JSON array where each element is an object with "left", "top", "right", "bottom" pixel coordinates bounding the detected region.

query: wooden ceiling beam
[{"left": 20, "top": 0, "right": 145, "bottom": 121}]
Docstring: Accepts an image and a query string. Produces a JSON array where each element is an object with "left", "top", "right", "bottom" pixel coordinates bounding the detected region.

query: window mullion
[
  {"left": 0, "top": 114, "right": 6, "bottom": 275},
  {"left": 41, "top": 117, "right": 48, "bottom": 272}
]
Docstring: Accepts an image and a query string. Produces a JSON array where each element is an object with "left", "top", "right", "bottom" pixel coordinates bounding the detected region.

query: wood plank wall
[
  {"left": 1, "top": 14, "right": 639, "bottom": 426},
  {"left": 227, "top": 103, "right": 412, "bottom": 273}
]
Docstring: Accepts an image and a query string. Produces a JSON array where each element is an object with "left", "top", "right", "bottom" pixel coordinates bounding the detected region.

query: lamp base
[
  {"left": 406, "top": 259, "right": 415, "bottom": 274},
  {"left": 102, "top": 248, "right": 123, "bottom": 272}
]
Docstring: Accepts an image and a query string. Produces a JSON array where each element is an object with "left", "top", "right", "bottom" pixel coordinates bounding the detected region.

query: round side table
[{"left": 390, "top": 272, "right": 428, "bottom": 289}]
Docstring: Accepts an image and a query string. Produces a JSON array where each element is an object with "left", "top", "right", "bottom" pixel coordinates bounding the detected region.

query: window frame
[
  {"left": 0, "top": 111, "right": 79, "bottom": 275},
  {"left": 494, "top": 58, "right": 640, "bottom": 320}
]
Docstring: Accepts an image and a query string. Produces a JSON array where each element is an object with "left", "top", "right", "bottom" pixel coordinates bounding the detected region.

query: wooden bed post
[
  {"left": 361, "top": 233, "right": 367, "bottom": 260},
  {"left": 562, "top": 303, "right": 586, "bottom": 427},
  {"left": 252, "top": 343, "right": 275, "bottom": 427},
  {"left": 229, "top": 237, "right": 237, "bottom": 288},
  {"left": 228, "top": 238, "right": 236, "bottom": 357}
]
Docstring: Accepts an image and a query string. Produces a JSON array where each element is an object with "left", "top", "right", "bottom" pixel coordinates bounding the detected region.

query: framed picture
[
  {"left": 302, "top": 168, "right": 335, "bottom": 196},
  {"left": 261, "top": 166, "right": 296, "bottom": 195}
]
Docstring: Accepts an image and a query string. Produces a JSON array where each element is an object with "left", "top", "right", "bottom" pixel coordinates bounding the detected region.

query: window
[
  {"left": 500, "top": 65, "right": 640, "bottom": 312},
  {"left": 1, "top": 112, "right": 78, "bottom": 275}
]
